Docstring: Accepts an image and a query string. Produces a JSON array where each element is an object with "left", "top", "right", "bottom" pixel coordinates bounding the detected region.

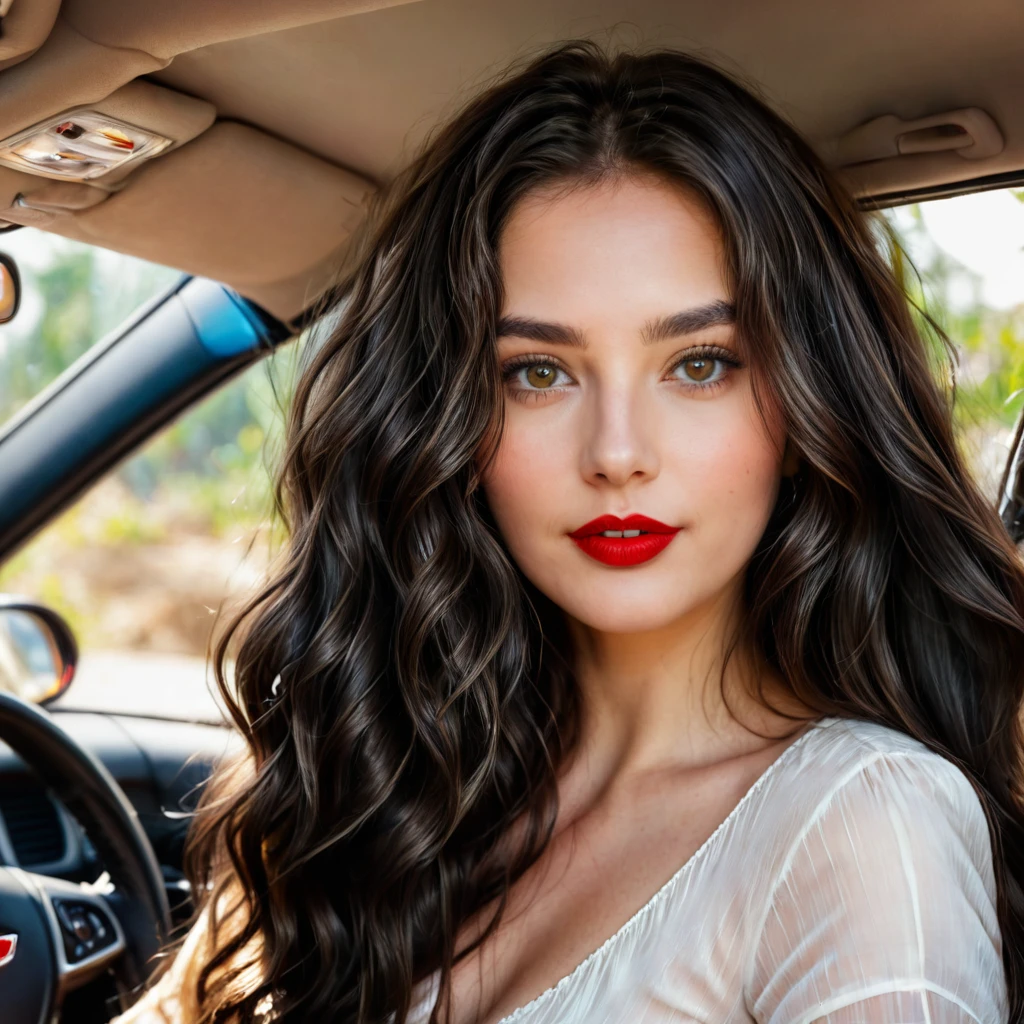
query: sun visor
[
  {"left": 0, "top": 79, "right": 216, "bottom": 227},
  {"left": 0, "top": 19, "right": 166, "bottom": 146},
  {"left": 12, "top": 120, "right": 376, "bottom": 322},
  {"left": 0, "top": 172, "right": 109, "bottom": 230},
  {"left": 0, "top": 0, "right": 61, "bottom": 71}
]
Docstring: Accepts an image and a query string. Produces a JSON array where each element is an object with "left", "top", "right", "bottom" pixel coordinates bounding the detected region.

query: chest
[{"left": 439, "top": 763, "right": 763, "bottom": 1024}]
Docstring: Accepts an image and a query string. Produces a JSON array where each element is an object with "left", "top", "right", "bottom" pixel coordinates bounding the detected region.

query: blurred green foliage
[
  {"left": 0, "top": 236, "right": 299, "bottom": 650},
  {"left": 0, "top": 251, "right": 93, "bottom": 423},
  {"left": 884, "top": 199, "right": 1024, "bottom": 436},
  {"left": 0, "top": 235, "right": 300, "bottom": 548},
  {"left": 117, "top": 348, "right": 297, "bottom": 537},
  {"left": 0, "top": 242, "right": 180, "bottom": 425}
]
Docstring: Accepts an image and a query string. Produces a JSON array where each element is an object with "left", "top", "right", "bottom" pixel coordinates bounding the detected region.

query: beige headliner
[
  {"left": 153, "top": 0, "right": 1024, "bottom": 192},
  {"left": 2, "top": 0, "right": 1024, "bottom": 321}
]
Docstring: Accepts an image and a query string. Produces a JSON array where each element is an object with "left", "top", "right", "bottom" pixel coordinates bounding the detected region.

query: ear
[{"left": 781, "top": 437, "right": 801, "bottom": 478}]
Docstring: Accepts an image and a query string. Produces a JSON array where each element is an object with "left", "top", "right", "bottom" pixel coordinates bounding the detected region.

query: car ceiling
[
  {"left": 152, "top": 0, "right": 1024, "bottom": 188},
  {"left": 1, "top": 0, "right": 1023, "bottom": 322}
]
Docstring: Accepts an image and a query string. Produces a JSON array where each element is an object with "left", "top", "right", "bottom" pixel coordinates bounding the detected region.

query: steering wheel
[{"left": 0, "top": 692, "right": 171, "bottom": 1024}]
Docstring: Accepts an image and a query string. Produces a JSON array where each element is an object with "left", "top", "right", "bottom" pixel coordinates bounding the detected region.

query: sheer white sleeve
[{"left": 747, "top": 750, "right": 1007, "bottom": 1024}]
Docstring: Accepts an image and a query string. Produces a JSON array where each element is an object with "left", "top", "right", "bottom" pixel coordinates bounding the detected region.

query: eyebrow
[{"left": 495, "top": 299, "right": 735, "bottom": 348}]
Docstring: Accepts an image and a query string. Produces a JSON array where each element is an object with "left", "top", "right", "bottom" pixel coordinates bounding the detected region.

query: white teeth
[
  {"left": 622, "top": 529, "right": 641, "bottom": 538},
  {"left": 598, "top": 529, "right": 646, "bottom": 538}
]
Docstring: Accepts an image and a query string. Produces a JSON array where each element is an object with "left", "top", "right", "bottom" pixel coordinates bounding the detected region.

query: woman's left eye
[{"left": 669, "top": 351, "right": 736, "bottom": 387}]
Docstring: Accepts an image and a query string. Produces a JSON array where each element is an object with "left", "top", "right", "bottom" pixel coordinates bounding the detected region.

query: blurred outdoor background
[
  {"left": 0, "top": 233, "right": 301, "bottom": 721},
  {"left": 0, "top": 187, "right": 1022, "bottom": 723}
]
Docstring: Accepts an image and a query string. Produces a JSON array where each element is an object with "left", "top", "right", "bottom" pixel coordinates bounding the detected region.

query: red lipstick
[{"left": 568, "top": 514, "right": 680, "bottom": 567}]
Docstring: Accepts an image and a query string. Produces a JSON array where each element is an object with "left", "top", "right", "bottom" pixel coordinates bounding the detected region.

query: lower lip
[{"left": 571, "top": 531, "right": 679, "bottom": 567}]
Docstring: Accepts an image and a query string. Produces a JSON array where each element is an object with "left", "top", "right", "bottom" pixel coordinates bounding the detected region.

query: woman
[{"left": 118, "top": 40, "right": 1024, "bottom": 1024}]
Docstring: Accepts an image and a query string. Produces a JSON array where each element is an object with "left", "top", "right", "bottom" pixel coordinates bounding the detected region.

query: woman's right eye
[{"left": 502, "top": 358, "right": 572, "bottom": 396}]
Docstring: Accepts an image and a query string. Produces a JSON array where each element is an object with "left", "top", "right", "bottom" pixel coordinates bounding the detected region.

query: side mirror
[
  {"left": 0, "top": 595, "right": 78, "bottom": 705},
  {"left": 0, "top": 252, "right": 20, "bottom": 324}
]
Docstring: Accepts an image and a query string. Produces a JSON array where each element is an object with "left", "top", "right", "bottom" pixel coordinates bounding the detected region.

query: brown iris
[
  {"left": 681, "top": 357, "right": 715, "bottom": 382},
  {"left": 525, "top": 364, "right": 557, "bottom": 388}
]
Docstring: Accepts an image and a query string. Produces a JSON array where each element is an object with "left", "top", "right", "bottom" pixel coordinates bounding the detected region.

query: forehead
[{"left": 497, "top": 174, "right": 729, "bottom": 323}]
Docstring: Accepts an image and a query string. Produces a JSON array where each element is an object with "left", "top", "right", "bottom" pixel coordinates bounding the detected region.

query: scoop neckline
[{"left": 491, "top": 714, "right": 838, "bottom": 1024}]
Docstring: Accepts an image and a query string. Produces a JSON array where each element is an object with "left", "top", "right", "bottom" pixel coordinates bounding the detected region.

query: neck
[{"left": 563, "top": 581, "right": 808, "bottom": 790}]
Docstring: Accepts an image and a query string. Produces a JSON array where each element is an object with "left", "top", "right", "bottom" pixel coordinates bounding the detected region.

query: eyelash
[{"left": 500, "top": 346, "right": 743, "bottom": 403}]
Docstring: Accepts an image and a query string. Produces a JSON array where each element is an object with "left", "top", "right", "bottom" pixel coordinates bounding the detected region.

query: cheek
[
  {"left": 479, "top": 413, "right": 572, "bottom": 546},
  {"left": 673, "top": 396, "right": 785, "bottom": 552}
]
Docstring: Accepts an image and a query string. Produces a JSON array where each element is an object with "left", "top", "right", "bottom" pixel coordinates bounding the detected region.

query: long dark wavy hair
[{"left": 162, "top": 39, "right": 1024, "bottom": 1023}]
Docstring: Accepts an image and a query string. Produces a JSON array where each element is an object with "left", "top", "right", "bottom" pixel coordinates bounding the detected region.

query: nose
[{"left": 578, "top": 376, "right": 660, "bottom": 488}]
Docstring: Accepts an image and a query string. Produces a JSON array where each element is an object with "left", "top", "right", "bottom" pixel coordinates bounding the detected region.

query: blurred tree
[
  {"left": 885, "top": 203, "right": 1024, "bottom": 433},
  {"left": 0, "top": 249, "right": 95, "bottom": 423}
]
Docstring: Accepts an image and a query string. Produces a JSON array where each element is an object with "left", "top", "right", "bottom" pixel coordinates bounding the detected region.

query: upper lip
[{"left": 569, "top": 514, "right": 679, "bottom": 538}]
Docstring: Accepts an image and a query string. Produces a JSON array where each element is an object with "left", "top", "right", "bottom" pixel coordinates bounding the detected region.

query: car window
[
  {"left": 883, "top": 187, "right": 1024, "bottom": 499},
  {"left": 0, "top": 335, "right": 302, "bottom": 724},
  {"left": 0, "top": 229, "right": 181, "bottom": 426},
  {"left": 0, "top": 230, "right": 301, "bottom": 723},
  {"left": 0, "top": 190, "right": 1021, "bottom": 724}
]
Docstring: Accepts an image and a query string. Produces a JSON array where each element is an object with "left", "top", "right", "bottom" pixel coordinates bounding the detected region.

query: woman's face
[{"left": 481, "top": 172, "right": 788, "bottom": 636}]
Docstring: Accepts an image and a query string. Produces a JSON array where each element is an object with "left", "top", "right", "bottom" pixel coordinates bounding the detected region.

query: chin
[
  {"left": 570, "top": 608, "right": 691, "bottom": 635},
  {"left": 543, "top": 573, "right": 722, "bottom": 636}
]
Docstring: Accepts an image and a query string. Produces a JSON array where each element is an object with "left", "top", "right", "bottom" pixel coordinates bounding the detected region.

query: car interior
[{"left": 1, "top": 1, "right": 1024, "bottom": 1021}]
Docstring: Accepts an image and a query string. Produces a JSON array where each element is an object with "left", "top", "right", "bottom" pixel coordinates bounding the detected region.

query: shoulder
[
  {"left": 744, "top": 716, "right": 1007, "bottom": 1022},
  {"left": 767, "top": 716, "right": 991, "bottom": 844},
  {"left": 764, "top": 716, "right": 998, "bottom": 919}
]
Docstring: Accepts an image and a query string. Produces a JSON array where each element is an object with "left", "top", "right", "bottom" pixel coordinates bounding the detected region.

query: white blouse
[{"left": 117, "top": 716, "right": 1008, "bottom": 1024}]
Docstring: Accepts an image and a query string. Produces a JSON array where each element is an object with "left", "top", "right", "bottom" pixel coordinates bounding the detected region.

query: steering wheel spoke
[{"left": 14, "top": 868, "right": 126, "bottom": 994}]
